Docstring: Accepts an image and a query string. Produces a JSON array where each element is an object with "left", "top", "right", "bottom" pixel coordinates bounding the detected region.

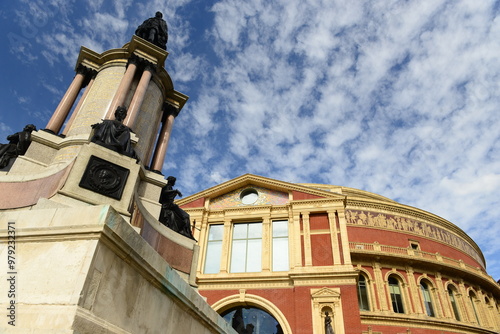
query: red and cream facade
[{"left": 179, "top": 174, "right": 500, "bottom": 334}]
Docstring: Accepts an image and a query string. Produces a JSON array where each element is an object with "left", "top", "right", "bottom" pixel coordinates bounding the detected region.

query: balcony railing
[{"left": 349, "top": 242, "right": 488, "bottom": 278}]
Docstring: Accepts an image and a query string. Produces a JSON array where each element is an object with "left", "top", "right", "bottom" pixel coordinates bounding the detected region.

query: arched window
[
  {"left": 357, "top": 274, "right": 370, "bottom": 311},
  {"left": 483, "top": 297, "right": 494, "bottom": 328},
  {"left": 420, "top": 280, "right": 435, "bottom": 317},
  {"left": 447, "top": 286, "right": 461, "bottom": 321},
  {"left": 469, "top": 291, "right": 481, "bottom": 325},
  {"left": 388, "top": 276, "right": 405, "bottom": 314},
  {"left": 221, "top": 306, "right": 283, "bottom": 334}
]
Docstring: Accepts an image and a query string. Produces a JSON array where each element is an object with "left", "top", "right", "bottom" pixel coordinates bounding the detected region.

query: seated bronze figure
[
  {"left": 158, "top": 176, "right": 196, "bottom": 240},
  {"left": 0, "top": 124, "right": 36, "bottom": 168},
  {"left": 91, "top": 106, "right": 137, "bottom": 159}
]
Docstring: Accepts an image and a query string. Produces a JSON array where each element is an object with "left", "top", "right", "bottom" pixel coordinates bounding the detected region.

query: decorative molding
[
  {"left": 79, "top": 155, "right": 129, "bottom": 200},
  {"left": 345, "top": 209, "right": 484, "bottom": 268},
  {"left": 360, "top": 313, "right": 498, "bottom": 334},
  {"left": 346, "top": 201, "right": 483, "bottom": 260}
]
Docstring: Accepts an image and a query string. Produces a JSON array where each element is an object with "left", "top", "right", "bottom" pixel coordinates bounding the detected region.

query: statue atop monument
[
  {"left": 90, "top": 106, "right": 137, "bottom": 159},
  {"left": 135, "top": 11, "right": 168, "bottom": 50},
  {"left": 158, "top": 176, "right": 196, "bottom": 240},
  {"left": 0, "top": 124, "right": 36, "bottom": 168}
]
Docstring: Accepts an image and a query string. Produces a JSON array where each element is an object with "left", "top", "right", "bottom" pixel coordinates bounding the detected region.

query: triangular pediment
[
  {"left": 311, "top": 287, "right": 341, "bottom": 298},
  {"left": 178, "top": 174, "right": 346, "bottom": 209}
]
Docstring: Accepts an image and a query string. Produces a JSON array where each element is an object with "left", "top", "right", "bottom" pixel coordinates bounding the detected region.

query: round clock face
[{"left": 240, "top": 188, "right": 259, "bottom": 205}]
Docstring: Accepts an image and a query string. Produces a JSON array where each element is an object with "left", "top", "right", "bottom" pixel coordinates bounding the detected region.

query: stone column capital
[
  {"left": 162, "top": 103, "right": 180, "bottom": 120},
  {"left": 75, "top": 63, "right": 94, "bottom": 76},
  {"left": 143, "top": 62, "right": 156, "bottom": 74}
]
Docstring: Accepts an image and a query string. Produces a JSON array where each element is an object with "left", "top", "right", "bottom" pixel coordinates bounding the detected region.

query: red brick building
[{"left": 179, "top": 174, "right": 500, "bottom": 334}]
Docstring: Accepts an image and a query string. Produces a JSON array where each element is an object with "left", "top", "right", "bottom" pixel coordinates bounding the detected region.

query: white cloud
[
  {"left": 3, "top": 0, "right": 499, "bottom": 279},
  {"left": 163, "top": 0, "right": 500, "bottom": 278}
]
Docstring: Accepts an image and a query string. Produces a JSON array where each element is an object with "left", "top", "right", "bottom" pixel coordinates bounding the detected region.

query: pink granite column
[
  {"left": 61, "top": 72, "right": 96, "bottom": 136},
  {"left": 150, "top": 105, "right": 179, "bottom": 173},
  {"left": 45, "top": 65, "right": 88, "bottom": 134},
  {"left": 105, "top": 57, "right": 139, "bottom": 119},
  {"left": 123, "top": 63, "right": 155, "bottom": 127}
]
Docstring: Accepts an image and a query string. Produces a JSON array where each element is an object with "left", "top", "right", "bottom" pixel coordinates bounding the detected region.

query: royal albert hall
[{"left": 178, "top": 174, "right": 500, "bottom": 334}]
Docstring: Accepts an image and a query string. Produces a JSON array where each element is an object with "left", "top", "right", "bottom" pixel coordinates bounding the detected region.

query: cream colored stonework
[
  {"left": 59, "top": 143, "right": 140, "bottom": 216},
  {"left": 0, "top": 205, "right": 236, "bottom": 334},
  {"left": 66, "top": 66, "right": 125, "bottom": 137}
]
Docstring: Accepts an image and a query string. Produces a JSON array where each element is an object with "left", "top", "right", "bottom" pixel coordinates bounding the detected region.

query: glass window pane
[
  {"left": 394, "top": 294, "right": 404, "bottom": 313},
  {"left": 273, "top": 220, "right": 288, "bottom": 237},
  {"left": 208, "top": 224, "right": 223, "bottom": 241},
  {"left": 389, "top": 277, "right": 404, "bottom": 314},
  {"left": 204, "top": 241, "right": 222, "bottom": 274},
  {"left": 247, "top": 223, "right": 262, "bottom": 238},
  {"left": 358, "top": 275, "right": 369, "bottom": 311},
  {"left": 448, "top": 288, "right": 461, "bottom": 321},
  {"left": 272, "top": 237, "right": 289, "bottom": 271},
  {"left": 221, "top": 306, "right": 283, "bottom": 334},
  {"left": 233, "top": 224, "right": 248, "bottom": 239},
  {"left": 246, "top": 239, "right": 262, "bottom": 272},
  {"left": 231, "top": 239, "right": 247, "bottom": 273},
  {"left": 421, "top": 282, "right": 435, "bottom": 317}
]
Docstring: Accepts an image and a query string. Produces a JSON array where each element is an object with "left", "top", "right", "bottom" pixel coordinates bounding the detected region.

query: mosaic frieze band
[{"left": 345, "top": 210, "right": 484, "bottom": 267}]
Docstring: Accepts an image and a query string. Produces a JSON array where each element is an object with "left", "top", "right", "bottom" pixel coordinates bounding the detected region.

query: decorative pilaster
[
  {"left": 45, "top": 64, "right": 89, "bottom": 134},
  {"left": 476, "top": 290, "right": 488, "bottom": 327},
  {"left": 368, "top": 276, "right": 379, "bottom": 312},
  {"left": 373, "top": 262, "right": 388, "bottom": 311},
  {"left": 261, "top": 215, "right": 271, "bottom": 273},
  {"left": 458, "top": 280, "right": 472, "bottom": 323},
  {"left": 124, "top": 62, "right": 155, "bottom": 127},
  {"left": 292, "top": 211, "right": 302, "bottom": 268},
  {"left": 434, "top": 273, "right": 447, "bottom": 318},
  {"left": 337, "top": 210, "right": 351, "bottom": 265},
  {"left": 302, "top": 212, "right": 312, "bottom": 266},
  {"left": 196, "top": 212, "right": 211, "bottom": 275},
  {"left": 405, "top": 267, "right": 420, "bottom": 314},
  {"left": 327, "top": 210, "right": 341, "bottom": 264},
  {"left": 150, "top": 103, "right": 179, "bottom": 172},
  {"left": 219, "top": 218, "right": 232, "bottom": 273}
]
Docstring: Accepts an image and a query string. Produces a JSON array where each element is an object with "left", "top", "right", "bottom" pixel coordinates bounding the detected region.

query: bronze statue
[
  {"left": 0, "top": 124, "right": 36, "bottom": 168},
  {"left": 91, "top": 106, "right": 137, "bottom": 158},
  {"left": 135, "top": 11, "right": 168, "bottom": 50},
  {"left": 325, "top": 312, "right": 335, "bottom": 334},
  {"left": 158, "top": 176, "right": 196, "bottom": 240}
]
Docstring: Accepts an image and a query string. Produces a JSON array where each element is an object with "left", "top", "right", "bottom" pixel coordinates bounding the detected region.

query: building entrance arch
[{"left": 212, "top": 293, "right": 292, "bottom": 334}]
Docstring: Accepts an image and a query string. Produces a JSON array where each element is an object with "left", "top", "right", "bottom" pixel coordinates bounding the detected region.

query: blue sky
[{"left": 1, "top": 0, "right": 499, "bottom": 280}]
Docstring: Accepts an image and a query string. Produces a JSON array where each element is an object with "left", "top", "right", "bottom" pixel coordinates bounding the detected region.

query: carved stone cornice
[
  {"left": 360, "top": 313, "right": 498, "bottom": 334},
  {"left": 346, "top": 199, "right": 484, "bottom": 264}
]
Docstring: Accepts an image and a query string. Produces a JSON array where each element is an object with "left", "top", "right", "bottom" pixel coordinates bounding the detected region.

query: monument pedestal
[{"left": 0, "top": 205, "right": 235, "bottom": 333}]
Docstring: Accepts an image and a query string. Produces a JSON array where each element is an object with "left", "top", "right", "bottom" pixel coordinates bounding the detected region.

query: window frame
[
  {"left": 420, "top": 280, "right": 435, "bottom": 317},
  {"left": 230, "top": 222, "right": 263, "bottom": 273},
  {"left": 447, "top": 285, "right": 461, "bottom": 321},
  {"left": 357, "top": 273, "right": 370, "bottom": 311},
  {"left": 469, "top": 291, "right": 481, "bottom": 325},
  {"left": 271, "top": 219, "right": 289, "bottom": 272},
  {"left": 388, "top": 275, "right": 405, "bottom": 314},
  {"left": 203, "top": 224, "right": 224, "bottom": 274}
]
